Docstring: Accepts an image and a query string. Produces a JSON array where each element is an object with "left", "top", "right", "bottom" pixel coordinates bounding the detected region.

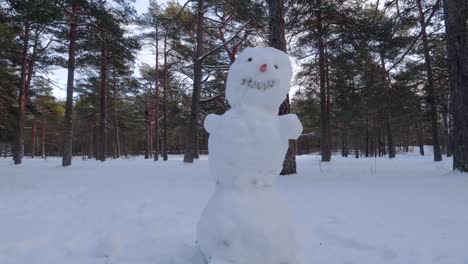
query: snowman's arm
[
  {"left": 278, "top": 114, "right": 303, "bottom": 140},
  {"left": 204, "top": 114, "right": 222, "bottom": 134}
]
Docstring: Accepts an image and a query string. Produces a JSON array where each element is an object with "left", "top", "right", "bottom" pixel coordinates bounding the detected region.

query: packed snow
[
  {"left": 199, "top": 47, "right": 303, "bottom": 264},
  {"left": 1, "top": 153, "right": 467, "bottom": 264}
]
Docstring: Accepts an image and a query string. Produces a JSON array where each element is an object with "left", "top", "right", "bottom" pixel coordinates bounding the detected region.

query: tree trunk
[
  {"left": 87, "top": 122, "right": 93, "bottom": 159},
  {"left": 316, "top": 0, "right": 331, "bottom": 162},
  {"left": 416, "top": 0, "right": 442, "bottom": 162},
  {"left": 325, "top": 46, "right": 332, "bottom": 156},
  {"left": 445, "top": 0, "right": 468, "bottom": 172},
  {"left": 268, "top": 0, "right": 298, "bottom": 174},
  {"left": 341, "top": 125, "right": 348, "bottom": 157},
  {"left": 98, "top": 45, "right": 107, "bottom": 162},
  {"left": 149, "top": 110, "right": 153, "bottom": 159},
  {"left": 62, "top": 3, "right": 79, "bottom": 166},
  {"left": 355, "top": 138, "right": 359, "bottom": 159},
  {"left": 13, "top": 19, "right": 30, "bottom": 165},
  {"left": 385, "top": 116, "right": 395, "bottom": 158},
  {"left": 41, "top": 118, "right": 46, "bottom": 159},
  {"left": 163, "top": 33, "right": 168, "bottom": 161},
  {"left": 365, "top": 117, "right": 369, "bottom": 157},
  {"left": 113, "top": 92, "right": 121, "bottom": 159},
  {"left": 94, "top": 113, "right": 98, "bottom": 159},
  {"left": 184, "top": 0, "right": 204, "bottom": 163},
  {"left": 31, "top": 121, "right": 37, "bottom": 158},
  {"left": 442, "top": 105, "right": 452, "bottom": 157},
  {"left": 154, "top": 25, "right": 160, "bottom": 161},
  {"left": 379, "top": 52, "right": 395, "bottom": 159},
  {"left": 194, "top": 127, "right": 199, "bottom": 159},
  {"left": 416, "top": 121, "right": 425, "bottom": 156},
  {"left": 145, "top": 107, "right": 150, "bottom": 159}
]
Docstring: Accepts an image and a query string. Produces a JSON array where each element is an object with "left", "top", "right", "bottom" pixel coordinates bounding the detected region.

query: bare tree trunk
[
  {"left": 385, "top": 116, "right": 395, "bottom": 158},
  {"left": 113, "top": 91, "right": 121, "bottom": 159},
  {"left": 31, "top": 121, "right": 37, "bottom": 158},
  {"left": 145, "top": 107, "right": 150, "bottom": 159},
  {"left": 94, "top": 114, "right": 98, "bottom": 159},
  {"left": 442, "top": 105, "right": 452, "bottom": 157},
  {"left": 13, "top": 20, "right": 30, "bottom": 165},
  {"left": 416, "top": 0, "right": 442, "bottom": 162},
  {"left": 341, "top": 124, "right": 348, "bottom": 157},
  {"left": 316, "top": 0, "right": 331, "bottom": 162},
  {"left": 163, "top": 33, "right": 168, "bottom": 161},
  {"left": 194, "top": 127, "right": 200, "bottom": 159},
  {"left": 416, "top": 121, "right": 425, "bottom": 155},
  {"left": 154, "top": 25, "right": 160, "bottom": 161},
  {"left": 149, "top": 109, "right": 153, "bottom": 159},
  {"left": 365, "top": 117, "right": 369, "bottom": 157},
  {"left": 41, "top": 118, "right": 46, "bottom": 159},
  {"left": 87, "top": 123, "right": 93, "bottom": 159},
  {"left": 62, "top": 3, "right": 79, "bottom": 166},
  {"left": 355, "top": 138, "right": 359, "bottom": 159},
  {"left": 379, "top": 51, "right": 396, "bottom": 159},
  {"left": 445, "top": 0, "right": 468, "bottom": 172},
  {"left": 268, "top": 0, "right": 298, "bottom": 174},
  {"left": 325, "top": 46, "right": 332, "bottom": 156},
  {"left": 184, "top": 0, "right": 204, "bottom": 163},
  {"left": 98, "top": 45, "right": 107, "bottom": 162}
]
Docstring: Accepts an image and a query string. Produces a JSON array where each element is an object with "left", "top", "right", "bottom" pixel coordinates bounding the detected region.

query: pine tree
[{"left": 445, "top": 0, "right": 468, "bottom": 171}]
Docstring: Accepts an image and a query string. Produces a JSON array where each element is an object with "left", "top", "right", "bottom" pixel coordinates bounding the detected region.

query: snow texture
[
  {"left": 197, "top": 47, "right": 303, "bottom": 264},
  {"left": 0, "top": 152, "right": 467, "bottom": 264}
]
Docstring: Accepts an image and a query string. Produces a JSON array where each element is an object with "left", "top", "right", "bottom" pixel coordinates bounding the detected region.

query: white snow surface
[{"left": 1, "top": 154, "right": 468, "bottom": 264}]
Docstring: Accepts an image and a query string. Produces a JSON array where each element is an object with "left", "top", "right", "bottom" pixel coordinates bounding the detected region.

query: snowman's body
[{"left": 197, "top": 47, "right": 303, "bottom": 264}]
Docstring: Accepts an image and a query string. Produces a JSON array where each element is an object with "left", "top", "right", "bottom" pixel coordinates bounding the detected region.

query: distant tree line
[{"left": 0, "top": 0, "right": 466, "bottom": 173}]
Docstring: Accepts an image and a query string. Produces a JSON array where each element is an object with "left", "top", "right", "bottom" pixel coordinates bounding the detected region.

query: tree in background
[
  {"left": 445, "top": 0, "right": 468, "bottom": 171},
  {"left": 267, "top": 0, "right": 298, "bottom": 174},
  {"left": 5, "top": 0, "right": 59, "bottom": 164},
  {"left": 0, "top": 8, "right": 20, "bottom": 151},
  {"left": 61, "top": 0, "right": 80, "bottom": 166}
]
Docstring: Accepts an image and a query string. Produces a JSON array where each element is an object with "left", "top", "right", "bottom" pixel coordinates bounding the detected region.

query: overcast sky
[{"left": 50, "top": 0, "right": 181, "bottom": 99}]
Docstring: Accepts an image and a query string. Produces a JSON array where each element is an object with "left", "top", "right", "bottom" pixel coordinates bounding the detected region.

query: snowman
[{"left": 197, "top": 47, "right": 303, "bottom": 264}]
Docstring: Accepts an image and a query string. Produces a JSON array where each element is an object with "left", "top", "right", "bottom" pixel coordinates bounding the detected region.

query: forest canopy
[{"left": 0, "top": 0, "right": 466, "bottom": 172}]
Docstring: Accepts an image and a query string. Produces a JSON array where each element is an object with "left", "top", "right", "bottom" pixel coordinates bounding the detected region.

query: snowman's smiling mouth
[{"left": 241, "top": 78, "right": 278, "bottom": 91}]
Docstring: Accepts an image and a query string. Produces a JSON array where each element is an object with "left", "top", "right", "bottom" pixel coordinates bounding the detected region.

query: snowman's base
[{"left": 197, "top": 186, "right": 300, "bottom": 264}]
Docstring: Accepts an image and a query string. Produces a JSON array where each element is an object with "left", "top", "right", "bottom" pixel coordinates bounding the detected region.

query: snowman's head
[{"left": 226, "top": 47, "right": 293, "bottom": 112}]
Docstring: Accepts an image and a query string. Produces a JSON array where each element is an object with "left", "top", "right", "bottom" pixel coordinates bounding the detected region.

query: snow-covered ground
[{"left": 1, "top": 153, "right": 467, "bottom": 264}]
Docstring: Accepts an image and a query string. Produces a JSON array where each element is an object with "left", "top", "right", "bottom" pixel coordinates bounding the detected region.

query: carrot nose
[{"left": 260, "top": 64, "right": 268, "bottom": 72}]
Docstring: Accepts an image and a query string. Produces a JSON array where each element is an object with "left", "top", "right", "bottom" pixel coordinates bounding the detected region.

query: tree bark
[
  {"left": 31, "top": 121, "right": 37, "bottom": 158},
  {"left": 113, "top": 90, "right": 121, "bottom": 159},
  {"left": 416, "top": 0, "right": 442, "bottom": 162},
  {"left": 98, "top": 44, "right": 108, "bottom": 162},
  {"left": 341, "top": 124, "right": 348, "bottom": 157},
  {"left": 385, "top": 116, "right": 395, "bottom": 158},
  {"left": 13, "top": 19, "right": 30, "bottom": 165},
  {"left": 442, "top": 105, "right": 451, "bottom": 156},
  {"left": 445, "top": 0, "right": 468, "bottom": 172},
  {"left": 416, "top": 121, "right": 425, "bottom": 155},
  {"left": 145, "top": 107, "right": 150, "bottom": 159},
  {"left": 163, "top": 33, "right": 168, "bottom": 161},
  {"left": 379, "top": 52, "right": 396, "bottom": 158},
  {"left": 183, "top": 0, "right": 204, "bottom": 163},
  {"left": 41, "top": 118, "right": 46, "bottom": 159},
  {"left": 268, "top": 0, "right": 298, "bottom": 174},
  {"left": 154, "top": 25, "right": 160, "bottom": 161},
  {"left": 315, "top": 0, "right": 331, "bottom": 162},
  {"left": 62, "top": 2, "right": 79, "bottom": 166}
]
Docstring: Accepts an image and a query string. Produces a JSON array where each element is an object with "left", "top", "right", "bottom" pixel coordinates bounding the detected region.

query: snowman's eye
[
  {"left": 274, "top": 65, "right": 279, "bottom": 69},
  {"left": 248, "top": 58, "right": 253, "bottom": 62}
]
